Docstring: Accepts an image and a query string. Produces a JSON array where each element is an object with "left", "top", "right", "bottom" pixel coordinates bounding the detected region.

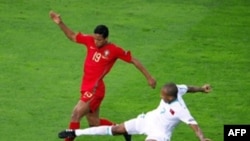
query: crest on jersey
[
  {"left": 169, "top": 109, "right": 175, "bottom": 115},
  {"left": 104, "top": 50, "right": 110, "bottom": 56},
  {"left": 102, "top": 50, "right": 110, "bottom": 59}
]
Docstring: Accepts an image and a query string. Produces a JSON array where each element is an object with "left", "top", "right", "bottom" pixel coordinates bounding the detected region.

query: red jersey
[{"left": 76, "top": 33, "right": 132, "bottom": 92}]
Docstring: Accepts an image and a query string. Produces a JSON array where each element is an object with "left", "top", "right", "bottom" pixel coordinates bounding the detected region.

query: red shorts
[{"left": 80, "top": 83, "right": 105, "bottom": 113}]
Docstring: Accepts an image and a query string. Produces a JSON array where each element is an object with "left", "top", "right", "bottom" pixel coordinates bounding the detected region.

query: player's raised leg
[
  {"left": 86, "top": 107, "right": 132, "bottom": 141},
  {"left": 65, "top": 100, "right": 90, "bottom": 141},
  {"left": 58, "top": 124, "right": 128, "bottom": 138}
]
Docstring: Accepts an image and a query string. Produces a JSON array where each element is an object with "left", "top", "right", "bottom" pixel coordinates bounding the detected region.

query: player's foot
[
  {"left": 123, "top": 133, "right": 132, "bottom": 141},
  {"left": 58, "top": 129, "right": 76, "bottom": 139}
]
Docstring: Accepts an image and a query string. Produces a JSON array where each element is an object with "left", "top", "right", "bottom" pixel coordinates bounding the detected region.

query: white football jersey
[{"left": 143, "top": 84, "right": 197, "bottom": 139}]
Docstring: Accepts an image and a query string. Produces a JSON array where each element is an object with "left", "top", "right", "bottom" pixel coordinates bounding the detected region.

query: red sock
[
  {"left": 100, "top": 118, "right": 115, "bottom": 125},
  {"left": 69, "top": 122, "right": 80, "bottom": 129},
  {"left": 64, "top": 122, "right": 80, "bottom": 141}
]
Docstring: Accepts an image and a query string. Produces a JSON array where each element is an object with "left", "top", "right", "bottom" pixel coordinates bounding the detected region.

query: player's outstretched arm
[
  {"left": 189, "top": 124, "right": 211, "bottom": 141},
  {"left": 49, "top": 11, "right": 77, "bottom": 42},
  {"left": 130, "top": 57, "right": 156, "bottom": 89},
  {"left": 187, "top": 84, "right": 211, "bottom": 93}
]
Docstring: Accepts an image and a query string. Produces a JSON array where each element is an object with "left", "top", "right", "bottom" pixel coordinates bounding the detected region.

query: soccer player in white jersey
[{"left": 58, "top": 82, "right": 212, "bottom": 141}]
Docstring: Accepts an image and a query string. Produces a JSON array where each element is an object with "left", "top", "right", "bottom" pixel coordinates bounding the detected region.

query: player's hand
[
  {"left": 202, "top": 84, "right": 211, "bottom": 93},
  {"left": 49, "top": 11, "right": 62, "bottom": 24},
  {"left": 148, "top": 77, "right": 156, "bottom": 89}
]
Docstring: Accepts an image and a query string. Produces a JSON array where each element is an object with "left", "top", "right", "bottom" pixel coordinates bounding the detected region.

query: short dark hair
[
  {"left": 94, "top": 25, "right": 109, "bottom": 38},
  {"left": 163, "top": 82, "right": 178, "bottom": 98}
]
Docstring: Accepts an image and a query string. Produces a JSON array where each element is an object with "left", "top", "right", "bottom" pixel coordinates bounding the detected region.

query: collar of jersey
[{"left": 168, "top": 98, "right": 178, "bottom": 104}]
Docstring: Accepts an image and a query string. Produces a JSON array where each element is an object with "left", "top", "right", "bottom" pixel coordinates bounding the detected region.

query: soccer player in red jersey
[{"left": 49, "top": 11, "right": 157, "bottom": 141}]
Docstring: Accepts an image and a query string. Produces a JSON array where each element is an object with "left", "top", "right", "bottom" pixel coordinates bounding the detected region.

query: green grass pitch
[{"left": 0, "top": 0, "right": 249, "bottom": 141}]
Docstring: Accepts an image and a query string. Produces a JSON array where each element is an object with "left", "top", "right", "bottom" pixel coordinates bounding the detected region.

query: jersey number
[{"left": 92, "top": 52, "right": 101, "bottom": 62}]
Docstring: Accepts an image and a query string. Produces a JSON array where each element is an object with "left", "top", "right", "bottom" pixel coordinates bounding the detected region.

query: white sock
[{"left": 75, "top": 126, "right": 113, "bottom": 136}]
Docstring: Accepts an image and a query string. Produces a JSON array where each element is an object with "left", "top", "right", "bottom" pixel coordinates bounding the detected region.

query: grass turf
[{"left": 0, "top": 0, "right": 249, "bottom": 141}]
